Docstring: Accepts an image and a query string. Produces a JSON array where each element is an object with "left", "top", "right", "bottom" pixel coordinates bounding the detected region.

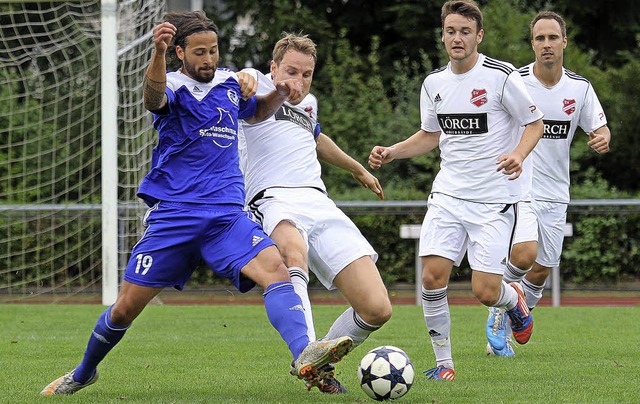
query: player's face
[
  {"left": 531, "top": 19, "right": 566, "bottom": 67},
  {"left": 442, "top": 14, "right": 483, "bottom": 65},
  {"left": 270, "top": 50, "right": 315, "bottom": 105},
  {"left": 177, "top": 31, "right": 219, "bottom": 83}
]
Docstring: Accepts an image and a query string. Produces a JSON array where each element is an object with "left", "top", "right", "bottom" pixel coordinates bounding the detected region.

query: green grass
[{"left": 1, "top": 304, "right": 638, "bottom": 403}]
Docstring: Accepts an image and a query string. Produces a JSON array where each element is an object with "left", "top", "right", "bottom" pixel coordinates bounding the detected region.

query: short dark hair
[
  {"left": 530, "top": 11, "right": 567, "bottom": 38},
  {"left": 163, "top": 11, "right": 219, "bottom": 70},
  {"left": 441, "top": 0, "right": 483, "bottom": 32}
]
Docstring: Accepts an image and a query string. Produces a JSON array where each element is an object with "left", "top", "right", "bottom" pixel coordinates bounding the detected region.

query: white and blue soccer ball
[{"left": 357, "top": 345, "right": 414, "bottom": 401}]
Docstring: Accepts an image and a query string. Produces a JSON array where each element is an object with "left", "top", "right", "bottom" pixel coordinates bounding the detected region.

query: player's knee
[
  {"left": 359, "top": 301, "right": 392, "bottom": 326},
  {"left": 109, "top": 305, "right": 136, "bottom": 326},
  {"left": 473, "top": 288, "right": 499, "bottom": 306}
]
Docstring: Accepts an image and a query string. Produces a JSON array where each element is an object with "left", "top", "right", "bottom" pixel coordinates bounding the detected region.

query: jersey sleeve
[
  {"left": 579, "top": 83, "right": 607, "bottom": 132},
  {"left": 238, "top": 97, "right": 258, "bottom": 120},
  {"left": 501, "top": 71, "right": 544, "bottom": 126},
  {"left": 420, "top": 80, "right": 440, "bottom": 132}
]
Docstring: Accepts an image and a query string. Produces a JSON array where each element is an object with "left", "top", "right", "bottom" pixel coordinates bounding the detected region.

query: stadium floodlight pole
[{"left": 101, "top": 0, "right": 119, "bottom": 305}]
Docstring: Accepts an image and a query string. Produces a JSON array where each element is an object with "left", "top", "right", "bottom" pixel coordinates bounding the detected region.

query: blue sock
[
  {"left": 263, "top": 282, "right": 310, "bottom": 359},
  {"left": 74, "top": 307, "right": 129, "bottom": 383}
]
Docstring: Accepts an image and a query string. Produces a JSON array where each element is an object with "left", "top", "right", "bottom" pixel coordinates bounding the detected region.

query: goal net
[{"left": 0, "top": 0, "right": 164, "bottom": 302}]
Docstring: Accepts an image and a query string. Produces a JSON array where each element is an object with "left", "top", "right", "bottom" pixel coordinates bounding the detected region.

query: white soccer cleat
[
  {"left": 40, "top": 369, "right": 98, "bottom": 396},
  {"left": 292, "top": 336, "right": 353, "bottom": 384}
]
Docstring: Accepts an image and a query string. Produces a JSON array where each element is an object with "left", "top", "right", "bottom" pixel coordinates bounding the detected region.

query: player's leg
[
  {"left": 206, "top": 210, "right": 352, "bottom": 384},
  {"left": 522, "top": 201, "right": 567, "bottom": 309},
  {"left": 323, "top": 256, "right": 392, "bottom": 347},
  {"left": 41, "top": 202, "right": 199, "bottom": 396},
  {"left": 418, "top": 194, "right": 466, "bottom": 380},
  {"left": 269, "top": 220, "right": 316, "bottom": 341}
]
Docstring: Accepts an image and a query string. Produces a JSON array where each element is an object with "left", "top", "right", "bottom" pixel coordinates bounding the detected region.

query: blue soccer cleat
[
  {"left": 423, "top": 365, "right": 456, "bottom": 381},
  {"left": 486, "top": 306, "right": 508, "bottom": 351},
  {"left": 486, "top": 339, "right": 515, "bottom": 357}
]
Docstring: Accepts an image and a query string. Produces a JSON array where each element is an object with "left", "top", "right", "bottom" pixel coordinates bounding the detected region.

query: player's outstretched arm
[
  {"left": 143, "top": 22, "right": 175, "bottom": 112},
  {"left": 316, "top": 133, "right": 384, "bottom": 199},
  {"left": 236, "top": 71, "right": 258, "bottom": 100},
  {"left": 245, "top": 79, "right": 302, "bottom": 124},
  {"left": 587, "top": 126, "right": 611, "bottom": 154},
  {"left": 368, "top": 129, "right": 440, "bottom": 170}
]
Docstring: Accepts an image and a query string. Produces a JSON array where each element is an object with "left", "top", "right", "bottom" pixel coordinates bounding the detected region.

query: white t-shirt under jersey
[
  {"left": 238, "top": 69, "right": 324, "bottom": 203},
  {"left": 518, "top": 63, "right": 607, "bottom": 203},
  {"left": 420, "top": 53, "right": 544, "bottom": 203}
]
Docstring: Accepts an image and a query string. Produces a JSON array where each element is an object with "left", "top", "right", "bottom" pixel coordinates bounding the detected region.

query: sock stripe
[
  {"left": 422, "top": 289, "right": 447, "bottom": 302},
  {"left": 262, "top": 281, "right": 293, "bottom": 297},
  {"left": 352, "top": 311, "right": 380, "bottom": 332},
  {"left": 288, "top": 267, "right": 309, "bottom": 284}
]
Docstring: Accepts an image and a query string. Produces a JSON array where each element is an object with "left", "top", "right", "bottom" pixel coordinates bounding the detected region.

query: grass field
[{"left": 2, "top": 303, "right": 638, "bottom": 403}]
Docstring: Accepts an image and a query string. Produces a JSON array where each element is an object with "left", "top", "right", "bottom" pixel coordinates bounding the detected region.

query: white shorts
[
  {"left": 513, "top": 201, "right": 538, "bottom": 245},
  {"left": 248, "top": 187, "right": 377, "bottom": 290},
  {"left": 526, "top": 200, "right": 567, "bottom": 267},
  {"left": 419, "top": 193, "right": 516, "bottom": 275},
  {"left": 513, "top": 200, "right": 567, "bottom": 268}
]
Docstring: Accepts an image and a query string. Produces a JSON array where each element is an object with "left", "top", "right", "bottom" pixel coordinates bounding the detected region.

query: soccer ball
[{"left": 357, "top": 345, "right": 414, "bottom": 401}]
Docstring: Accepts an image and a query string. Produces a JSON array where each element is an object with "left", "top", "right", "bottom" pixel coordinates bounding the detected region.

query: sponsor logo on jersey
[
  {"left": 199, "top": 107, "right": 237, "bottom": 148},
  {"left": 471, "top": 88, "right": 488, "bottom": 107},
  {"left": 193, "top": 85, "right": 202, "bottom": 93},
  {"left": 275, "top": 105, "right": 313, "bottom": 133},
  {"left": 434, "top": 93, "right": 442, "bottom": 103},
  {"left": 542, "top": 120, "right": 570, "bottom": 139},
  {"left": 437, "top": 113, "right": 488, "bottom": 135},
  {"left": 563, "top": 99, "right": 576, "bottom": 115}
]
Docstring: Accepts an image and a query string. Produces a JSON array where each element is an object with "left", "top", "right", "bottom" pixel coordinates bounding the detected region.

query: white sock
[
  {"left": 522, "top": 278, "right": 545, "bottom": 309},
  {"left": 494, "top": 281, "right": 519, "bottom": 310},
  {"left": 503, "top": 261, "right": 530, "bottom": 283},
  {"left": 422, "top": 286, "right": 453, "bottom": 369},
  {"left": 288, "top": 266, "right": 315, "bottom": 341},
  {"left": 323, "top": 307, "right": 380, "bottom": 348}
]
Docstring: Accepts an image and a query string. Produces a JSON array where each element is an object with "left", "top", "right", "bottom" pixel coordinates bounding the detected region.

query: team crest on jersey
[
  {"left": 471, "top": 89, "right": 487, "bottom": 107},
  {"left": 304, "top": 105, "right": 314, "bottom": 118},
  {"left": 562, "top": 99, "right": 576, "bottom": 116},
  {"left": 227, "top": 89, "right": 240, "bottom": 107}
]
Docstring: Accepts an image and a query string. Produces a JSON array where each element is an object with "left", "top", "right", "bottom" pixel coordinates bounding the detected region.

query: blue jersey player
[{"left": 41, "top": 11, "right": 352, "bottom": 396}]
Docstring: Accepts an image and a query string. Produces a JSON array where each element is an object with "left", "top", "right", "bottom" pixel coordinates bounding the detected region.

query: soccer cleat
[
  {"left": 291, "top": 336, "right": 353, "bottom": 384},
  {"left": 486, "top": 339, "right": 516, "bottom": 357},
  {"left": 423, "top": 365, "right": 455, "bottom": 381},
  {"left": 315, "top": 363, "right": 348, "bottom": 394},
  {"left": 506, "top": 282, "right": 534, "bottom": 344},
  {"left": 486, "top": 307, "right": 508, "bottom": 351},
  {"left": 40, "top": 369, "right": 99, "bottom": 396}
]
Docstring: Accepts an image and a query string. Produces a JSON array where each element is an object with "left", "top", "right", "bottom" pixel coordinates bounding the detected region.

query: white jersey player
[
  {"left": 239, "top": 34, "right": 392, "bottom": 394},
  {"left": 487, "top": 11, "right": 611, "bottom": 356},
  {"left": 369, "top": 0, "right": 544, "bottom": 379}
]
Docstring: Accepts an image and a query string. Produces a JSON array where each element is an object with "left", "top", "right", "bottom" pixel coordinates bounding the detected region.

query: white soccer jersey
[
  {"left": 519, "top": 63, "right": 607, "bottom": 203},
  {"left": 420, "top": 54, "right": 543, "bottom": 203},
  {"left": 238, "top": 69, "right": 324, "bottom": 203}
]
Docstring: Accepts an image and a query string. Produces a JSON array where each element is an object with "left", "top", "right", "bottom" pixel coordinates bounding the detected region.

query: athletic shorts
[
  {"left": 419, "top": 193, "right": 515, "bottom": 275},
  {"left": 512, "top": 201, "right": 538, "bottom": 245},
  {"left": 123, "top": 201, "right": 274, "bottom": 292},
  {"left": 531, "top": 200, "right": 568, "bottom": 267},
  {"left": 248, "top": 187, "right": 377, "bottom": 290}
]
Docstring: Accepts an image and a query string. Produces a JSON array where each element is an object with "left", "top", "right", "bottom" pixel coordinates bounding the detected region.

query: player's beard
[{"left": 183, "top": 59, "right": 216, "bottom": 83}]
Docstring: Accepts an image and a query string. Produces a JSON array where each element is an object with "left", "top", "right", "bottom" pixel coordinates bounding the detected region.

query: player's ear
[
  {"left": 176, "top": 45, "right": 185, "bottom": 62},
  {"left": 477, "top": 29, "right": 484, "bottom": 45}
]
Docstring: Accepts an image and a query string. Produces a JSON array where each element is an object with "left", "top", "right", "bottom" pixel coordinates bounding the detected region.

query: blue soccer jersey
[{"left": 137, "top": 69, "right": 257, "bottom": 207}]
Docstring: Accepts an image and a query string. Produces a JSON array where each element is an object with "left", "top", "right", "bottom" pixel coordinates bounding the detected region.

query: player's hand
[
  {"left": 587, "top": 131, "right": 610, "bottom": 154},
  {"left": 275, "top": 79, "right": 303, "bottom": 104},
  {"left": 368, "top": 146, "right": 394, "bottom": 170},
  {"left": 152, "top": 22, "right": 176, "bottom": 53},
  {"left": 496, "top": 152, "right": 524, "bottom": 180},
  {"left": 352, "top": 171, "right": 385, "bottom": 200},
  {"left": 236, "top": 72, "right": 258, "bottom": 99}
]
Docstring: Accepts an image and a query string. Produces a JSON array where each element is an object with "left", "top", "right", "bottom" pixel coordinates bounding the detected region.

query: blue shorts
[{"left": 123, "top": 201, "right": 275, "bottom": 292}]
